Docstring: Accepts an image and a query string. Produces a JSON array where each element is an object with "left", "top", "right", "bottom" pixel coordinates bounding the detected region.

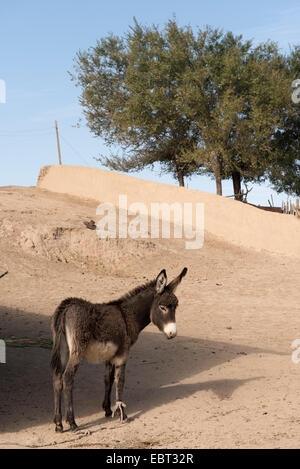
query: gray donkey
[{"left": 50, "top": 267, "right": 187, "bottom": 432}]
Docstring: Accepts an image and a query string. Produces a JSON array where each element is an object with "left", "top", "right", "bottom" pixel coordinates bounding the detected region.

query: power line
[
  {"left": 59, "top": 132, "right": 91, "bottom": 166},
  {"left": 0, "top": 122, "right": 78, "bottom": 137},
  {"left": 1, "top": 123, "right": 92, "bottom": 167},
  {"left": 0, "top": 127, "right": 53, "bottom": 136}
]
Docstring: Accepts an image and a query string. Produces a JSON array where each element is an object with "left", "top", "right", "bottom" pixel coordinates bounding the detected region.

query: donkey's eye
[{"left": 159, "top": 305, "right": 168, "bottom": 313}]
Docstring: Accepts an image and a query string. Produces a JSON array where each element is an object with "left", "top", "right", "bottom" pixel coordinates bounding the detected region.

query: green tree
[
  {"left": 268, "top": 46, "right": 300, "bottom": 196},
  {"left": 181, "top": 31, "right": 295, "bottom": 199},
  {"left": 72, "top": 19, "right": 299, "bottom": 199},
  {"left": 71, "top": 19, "right": 202, "bottom": 187}
]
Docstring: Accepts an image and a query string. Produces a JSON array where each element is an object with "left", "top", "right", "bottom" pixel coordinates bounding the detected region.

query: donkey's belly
[{"left": 83, "top": 340, "right": 118, "bottom": 364}]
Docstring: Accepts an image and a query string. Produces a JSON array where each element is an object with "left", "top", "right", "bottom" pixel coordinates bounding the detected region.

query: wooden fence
[
  {"left": 250, "top": 200, "right": 300, "bottom": 217},
  {"left": 282, "top": 199, "right": 300, "bottom": 217}
]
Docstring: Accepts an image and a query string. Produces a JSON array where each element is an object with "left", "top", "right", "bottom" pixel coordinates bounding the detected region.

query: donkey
[{"left": 50, "top": 267, "right": 187, "bottom": 432}]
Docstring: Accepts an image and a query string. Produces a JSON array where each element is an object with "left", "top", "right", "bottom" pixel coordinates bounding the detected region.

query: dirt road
[{"left": 1, "top": 186, "right": 300, "bottom": 448}]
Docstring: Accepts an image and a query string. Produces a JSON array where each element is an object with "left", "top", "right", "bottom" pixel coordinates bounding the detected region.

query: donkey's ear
[
  {"left": 155, "top": 269, "right": 167, "bottom": 294},
  {"left": 167, "top": 267, "right": 188, "bottom": 292}
]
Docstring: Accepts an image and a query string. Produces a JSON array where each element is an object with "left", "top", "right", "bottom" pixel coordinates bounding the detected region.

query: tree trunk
[
  {"left": 215, "top": 156, "right": 223, "bottom": 196},
  {"left": 177, "top": 169, "right": 185, "bottom": 187},
  {"left": 232, "top": 170, "right": 243, "bottom": 201},
  {"left": 216, "top": 177, "right": 222, "bottom": 196}
]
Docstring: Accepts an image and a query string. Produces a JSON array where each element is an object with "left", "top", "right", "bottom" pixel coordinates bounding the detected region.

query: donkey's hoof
[
  {"left": 112, "top": 401, "right": 127, "bottom": 422},
  {"left": 55, "top": 424, "right": 63, "bottom": 433},
  {"left": 105, "top": 409, "right": 113, "bottom": 417},
  {"left": 70, "top": 422, "right": 78, "bottom": 432}
]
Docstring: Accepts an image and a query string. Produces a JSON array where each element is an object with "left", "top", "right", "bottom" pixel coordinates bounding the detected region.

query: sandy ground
[{"left": 1, "top": 186, "right": 300, "bottom": 449}]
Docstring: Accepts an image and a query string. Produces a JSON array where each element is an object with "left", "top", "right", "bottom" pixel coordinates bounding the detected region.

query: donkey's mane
[{"left": 108, "top": 279, "right": 156, "bottom": 305}]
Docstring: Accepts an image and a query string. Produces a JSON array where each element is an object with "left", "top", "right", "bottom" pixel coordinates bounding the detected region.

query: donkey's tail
[{"left": 50, "top": 298, "right": 73, "bottom": 374}]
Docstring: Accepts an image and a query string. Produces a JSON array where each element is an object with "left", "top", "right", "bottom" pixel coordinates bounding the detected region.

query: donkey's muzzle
[{"left": 164, "top": 323, "right": 177, "bottom": 339}]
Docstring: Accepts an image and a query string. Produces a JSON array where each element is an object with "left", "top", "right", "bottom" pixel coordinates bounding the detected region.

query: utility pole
[{"left": 55, "top": 120, "right": 62, "bottom": 165}]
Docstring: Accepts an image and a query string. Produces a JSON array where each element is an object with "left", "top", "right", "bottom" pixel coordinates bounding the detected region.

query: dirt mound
[
  {"left": 0, "top": 187, "right": 162, "bottom": 274},
  {"left": 19, "top": 224, "right": 157, "bottom": 269}
]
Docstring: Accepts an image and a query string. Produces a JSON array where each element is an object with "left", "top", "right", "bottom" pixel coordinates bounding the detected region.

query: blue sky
[{"left": 0, "top": 0, "right": 299, "bottom": 205}]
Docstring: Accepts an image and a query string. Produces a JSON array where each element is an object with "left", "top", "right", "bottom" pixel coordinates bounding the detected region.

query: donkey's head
[{"left": 150, "top": 268, "right": 187, "bottom": 339}]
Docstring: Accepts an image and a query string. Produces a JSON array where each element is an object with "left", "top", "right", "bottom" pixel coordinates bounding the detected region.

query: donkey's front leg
[
  {"left": 112, "top": 363, "right": 127, "bottom": 422},
  {"left": 102, "top": 361, "right": 115, "bottom": 417}
]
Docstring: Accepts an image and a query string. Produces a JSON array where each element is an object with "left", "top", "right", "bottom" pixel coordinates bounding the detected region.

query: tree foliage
[
  {"left": 72, "top": 19, "right": 300, "bottom": 196},
  {"left": 180, "top": 31, "right": 298, "bottom": 198},
  {"left": 267, "top": 46, "right": 300, "bottom": 196},
  {"left": 72, "top": 19, "right": 201, "bottom": 186}
]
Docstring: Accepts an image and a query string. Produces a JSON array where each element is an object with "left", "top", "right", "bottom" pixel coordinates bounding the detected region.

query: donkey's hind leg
[
  {"left": 102, "top": 361, "right": 115, "bottom": 417},
  {"left": 53, "top": 372, "right": 64, "bottom": 432},
  {"left": 63, "top": 353, "right": 80, "bottom": 431},
  {"left": 53, "top": 334, "right": 69, "bottom": 433}
]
